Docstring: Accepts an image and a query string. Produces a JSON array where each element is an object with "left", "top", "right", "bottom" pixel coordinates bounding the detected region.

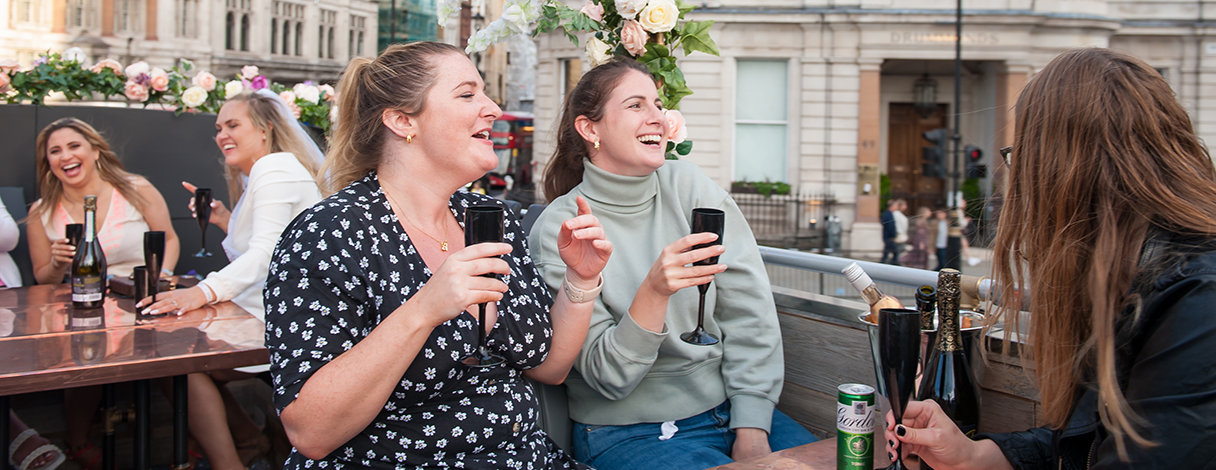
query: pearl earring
[{"left": 593, "top": 141, "right": 600, "bottom": 150}]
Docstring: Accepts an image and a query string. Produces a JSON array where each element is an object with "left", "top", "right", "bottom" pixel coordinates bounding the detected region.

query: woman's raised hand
[
  {"left": 410, "top": 242, "right": 513, "bottom": 328},
  {"left": 557, "top": 196, "right": 612, "bottom": 289},
  {"left": 643, "top": 232, "right": 726, "bottom": 298},
  {"left": 181, "top": 181, "right": 230, "bottom": 229}
]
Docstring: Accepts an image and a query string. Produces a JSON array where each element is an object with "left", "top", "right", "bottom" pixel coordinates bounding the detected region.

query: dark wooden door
[{"left": 888, "top": 103, "right": 948, "bottom": 214}]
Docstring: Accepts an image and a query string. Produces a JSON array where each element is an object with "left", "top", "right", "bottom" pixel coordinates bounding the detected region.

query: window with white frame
[
  {"left": 559, "top": 58, "right": 583, "bottom": 106},
  {"left": 67, "top": 0, "right": 97, "bottom": 30},
  {"left": 734, "top": 60, "right": 788, "bottom": 183},
  {"left": 14, "top": 0, "right": 47, "bottom": 24},
  {"left": 319, "top": 9, "right": 336, "bottom": 59},
  {"left": 349, "top": 15, "right": 366, "bottom": 58},
  {"left": 175, "top": 0, "right": 198, "bottom": 37},
  {"left": 114, "top": 0, "right": 139, "bottom": 33}
]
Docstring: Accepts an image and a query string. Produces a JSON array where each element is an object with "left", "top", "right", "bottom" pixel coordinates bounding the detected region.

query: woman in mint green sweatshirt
[{"left": 528, "top": 60, "right": 816, "bottom": 470}]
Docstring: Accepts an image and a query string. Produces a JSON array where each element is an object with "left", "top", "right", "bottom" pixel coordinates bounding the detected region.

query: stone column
[
  {"left": 53, "top": 0, "right": 67, "bottom": 33},
  {"left": 101, "top": 0, "right": 113, "bottom": 36},
  {"left": 144, "top": 0, "right": 156, "bottom": 40},
  {"left": 850, "top": 65, "right": 883, "bottom": 252}
]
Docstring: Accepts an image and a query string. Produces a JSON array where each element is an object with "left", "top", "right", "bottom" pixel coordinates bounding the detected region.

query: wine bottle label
[
  {"left": 837, "top": 384, "right": 875, "bottom": 470},
  {"left": 70, "top": 316, "right": 103, "bottom": 328},
  {"left": 72, "top": 275, "right": 104, "bottom": 302}
]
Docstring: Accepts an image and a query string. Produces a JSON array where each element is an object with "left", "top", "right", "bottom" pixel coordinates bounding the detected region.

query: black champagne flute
[
  {"left": 193, "top": 188, "right": 213, "bottom": 258},
  {"left": 143, "top": 231, "right": 166, "bottom": 303},
  {"left": 462, "top": 205, "right": 506, "bottom": 368},
  {"left": 65, "top": 223, "right": 84, "bottom": 248},
  {"left": 878, "top": 307, "right": 923, "bottom": 470},
  {"left": 680, "top": 208, "right": 724, "bottom": 346}
]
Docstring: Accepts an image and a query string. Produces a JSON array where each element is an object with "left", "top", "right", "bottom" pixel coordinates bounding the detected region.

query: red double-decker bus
[{"left": 490, "top": 111, "right": 534, "bottom": 197}]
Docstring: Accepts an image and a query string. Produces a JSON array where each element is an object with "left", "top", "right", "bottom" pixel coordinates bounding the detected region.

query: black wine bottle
[
  {"left": 917, "top": 269, "right": 980, "bottom": 440},
  {"left": 71, "top": 195, "right": 108, "bottom": 309},
  {"left": 915, "top": 285, "right": 936, "bottom": 331}
]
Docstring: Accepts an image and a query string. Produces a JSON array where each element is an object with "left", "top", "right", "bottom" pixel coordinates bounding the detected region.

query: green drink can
[{"left": 837, "top": 383, "right": 875, "bottom": 470}]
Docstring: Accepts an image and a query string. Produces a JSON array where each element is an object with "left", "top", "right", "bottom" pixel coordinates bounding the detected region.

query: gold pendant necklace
[{"left": 383, "top": 187, "right": 450, "bottom": 251}]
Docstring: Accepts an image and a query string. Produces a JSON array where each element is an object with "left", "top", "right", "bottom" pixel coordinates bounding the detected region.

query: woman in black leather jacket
[{"left": 885, "top": 48, "right": 1216, "bottom": 469}]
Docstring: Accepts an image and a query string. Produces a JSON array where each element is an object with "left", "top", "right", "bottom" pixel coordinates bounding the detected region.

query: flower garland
[
  {"left": 1, "top": 51, "right": 337, "bottom": 133},
  {"left": 450, "top": 0, "right": 715, "bottom": 158}
]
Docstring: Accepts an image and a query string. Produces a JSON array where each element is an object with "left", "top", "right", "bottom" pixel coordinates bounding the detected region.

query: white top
[
  {"left": 41, "top": 187, "right": 149, "bottom": 278},
  {"left": 198, "top": 153, "right": 321, "bottom": 320},
  {"left": 893, "top": 210, "right": 909, "bottom": 243},
  {"left": 0, "top": 198, "right": 21, "bottom": 288},
  {"left": 936, "top": 219, "right": 948, "bottom": 249}
]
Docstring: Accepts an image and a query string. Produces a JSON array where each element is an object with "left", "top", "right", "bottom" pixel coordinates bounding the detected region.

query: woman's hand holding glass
[
  {"left": 643, "top": 233, "right": 727, "bottom": 297},
  {"left": 410, "top": 241, "right": 513, "bottom": 329},
  {"left": 48, "top": 237, "right": 76, "bottom": 271},
  {"left": 884, "top": 400, "right": 1012, "bottom": 470},
  {"left": 556, "top": 196, "right": 612, "bottom": 289},
  {"left": 182, "top": 181, "right": 231, "bottom": 233}
]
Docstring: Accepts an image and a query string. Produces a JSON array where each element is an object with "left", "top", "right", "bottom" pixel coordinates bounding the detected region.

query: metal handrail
[{"left": 758, "top": 246, "right": 1003, "bottom": 305}]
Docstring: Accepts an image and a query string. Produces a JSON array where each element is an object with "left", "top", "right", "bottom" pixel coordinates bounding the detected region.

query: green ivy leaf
[
  {"left": 680, "top": 20, "right": 719, "bottom": 56},
  {"left": 675, "top": 0, "right": 696, "bottom": 16},
  {"left": 676, "top": 140, "right": 693, "bottom": 155}
]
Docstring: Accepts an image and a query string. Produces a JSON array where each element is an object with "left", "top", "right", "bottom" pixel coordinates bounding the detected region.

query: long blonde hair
[
  {"left": 219, "top": 90, "right": 322, "bottom": 205},
  {"left": 319, "top": 41, "right": 463, "bottom": 195},
  {"left": 992, "top": 48, "right": 1216, "bottom": 458},
  {"left": 30, "top": 118, "right": 148, "bottom": 221}
]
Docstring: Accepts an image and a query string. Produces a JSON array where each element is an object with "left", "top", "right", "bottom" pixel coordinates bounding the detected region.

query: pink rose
[
  {"left": 319, "top": 84, "right": 336, "bottom": 101},
  {"left": 579, "top": 1, "right": 604, "bottom": 22},
  {"left": 89, "top": 59, "right": 123, "bottom": 75},
  {"left": 620, "top": 20, "right": 648, "bottom": 57},
  {"left": 149, "top": 68, "right": 170, "bottom": 92},
  {"left": 192, "top": 71, "right": 217, "bottom": 91},
  {"left": 0, "top": 59, "right": 19, "bottom": 74},
  {"left": 124, "top": 82, "right": 149, "bottom": 102},
  {"left": 286, "top": 101, "right": 302, "bottom": 119},
  {"left": 240, "top": 65, "right": 259, "bottom": 80},
  {"left": 665, "top": 109, "right": 687, "bottom": 144},
  {"left": 0, "top": 73, "right": 10, "bottom": 92},
  {"left": 250, "top": 75, "right": 268, "bottom": 90}
]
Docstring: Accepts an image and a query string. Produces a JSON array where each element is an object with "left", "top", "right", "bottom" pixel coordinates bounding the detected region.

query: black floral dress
[{"left": 265, "top": 172, "right": 589, "bottom": 470}]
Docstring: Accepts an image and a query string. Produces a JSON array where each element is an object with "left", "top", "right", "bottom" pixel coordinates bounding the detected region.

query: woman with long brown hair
[
  {"left": 263, "top": 42, "right": 611, "bottom": 469},
  {"left": 886, "top": 48, "right": 1216, "bottom": 468},
  {"left": 27, "top": 117, "right": 180, "bottom": 285},
  {"left": 529, "top": 59, "right": 815, "bottom": 470}
]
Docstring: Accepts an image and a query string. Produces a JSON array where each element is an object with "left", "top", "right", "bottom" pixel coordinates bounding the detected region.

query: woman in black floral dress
[{"left": 264, "top": 42, "right": 612, "bottom": 470}]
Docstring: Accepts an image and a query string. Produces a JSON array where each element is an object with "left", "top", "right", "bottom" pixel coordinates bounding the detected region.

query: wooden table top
[
  {"left": 0, "top": 283, "right": 269, "bottom": 395},
  {"left": 710, "top": 425, "right": 896, "bottom": 470}
]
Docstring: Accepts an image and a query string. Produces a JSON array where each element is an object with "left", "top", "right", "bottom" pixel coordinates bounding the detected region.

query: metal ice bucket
[{"left": 859, "top": 310, "right": 985, "bottom": 397}]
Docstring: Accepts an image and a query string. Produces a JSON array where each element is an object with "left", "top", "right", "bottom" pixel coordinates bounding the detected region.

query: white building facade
[
  {"left": 2, "top": 0, "right": 379, "bottom": 84},
  {"left": 533, "top": 0, "right": 1216, "bottom": 252}
]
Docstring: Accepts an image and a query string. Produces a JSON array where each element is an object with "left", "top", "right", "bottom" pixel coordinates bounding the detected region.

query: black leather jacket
[{"left": 982, "top": 234, "right": 1216, "bottom": 469}]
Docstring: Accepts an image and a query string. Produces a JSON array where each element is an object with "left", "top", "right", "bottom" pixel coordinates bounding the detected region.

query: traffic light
[
  {"left": 964, "top": 144, "right": 987, "bottom": 178},
  {"left": 921, "top": 128, "right": 948, "bottom": 178}
]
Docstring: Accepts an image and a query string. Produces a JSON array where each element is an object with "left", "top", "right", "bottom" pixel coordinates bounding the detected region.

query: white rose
[
  {"left": 585, "top": 36, "right": 613, "bottom": 68},
  {"left": 279, "top": 90, "right": 297, "bottom": 104},
  {"left": 319, "top": 84, "right": 336, "bottom": 101},
  {"left": 224, "top": 80, "right": 243, "bottom": 99},
  {"left": 297, "top": 85, "right": 320, "bottom": 104},
  {"left": 181, "top": 86, "right": 208, "bottom": 108},
  {"left": 240, "top": 65, "right": 259, "bottom": 80},
  {"left": 124, "top": 61, "right": 149, "bottom": 78},
  {"left": 614, "top": 0, "right": 647, "bottom": 20},
  {"left": 638, "top": 0, "right": 678, "bottom": 33},
  {"left": 63, "top": 47, "right": 87, "bottom": 64},
  {"left": 329, "top": 104, "right": 339, "bottom": 125}
]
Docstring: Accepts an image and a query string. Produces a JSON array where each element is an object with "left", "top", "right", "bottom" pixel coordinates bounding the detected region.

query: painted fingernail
[
  {"left": 889, "top": 439, "right": 895, "bottom": 447},
  {"left": 888, "top": 451, "right": 895, "bottom": 461},
  {"left": 896, "top": 425, "right": 907, "bottom": 437},
  {"left": 147, "top": 309, "right": 158, "bottom": 315}
]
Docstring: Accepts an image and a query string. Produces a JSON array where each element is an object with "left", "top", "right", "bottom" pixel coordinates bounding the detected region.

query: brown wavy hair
[
  {"left": 543, "top": 59, "right": 655, "bottom": 201},
  {"left": 30, "top": 118, "right": 148, "bottom": 221},
  {"left": 219, "top": 90, "right": 322, "bottom": 205},
  {"left": 319, "top": 41, "right": 463, "bottom": 195},
  {"left": 991, "top": 48, "right": 1216, "bottom": 458}
]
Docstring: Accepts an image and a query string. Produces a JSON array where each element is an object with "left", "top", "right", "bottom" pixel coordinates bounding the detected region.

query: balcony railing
[{"left": 732, "top": 192, "right": 837, "bottom": 250}]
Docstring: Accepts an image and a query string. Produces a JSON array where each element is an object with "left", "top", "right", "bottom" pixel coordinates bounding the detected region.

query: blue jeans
[{"left": 572, "top": 401, "right": 817, "bottom": 470}]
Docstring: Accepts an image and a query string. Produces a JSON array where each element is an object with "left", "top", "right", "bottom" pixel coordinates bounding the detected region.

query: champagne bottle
[
  {"left": 915, "top": 285, "right": 936, "bottom": 331},
  {"left": 71, "top": 195, "right": 108, "bottom": 309},
  {"left": 917, "top": 269, "right": 980, "bottom": 441},
  {"left": 842, "top": 262, "right": 904, "bottom": 324}
]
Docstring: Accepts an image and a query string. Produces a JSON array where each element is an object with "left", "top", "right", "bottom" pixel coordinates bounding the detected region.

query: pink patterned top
[{"left": 41, "top": 187, "right": 150, "bottom": 278}]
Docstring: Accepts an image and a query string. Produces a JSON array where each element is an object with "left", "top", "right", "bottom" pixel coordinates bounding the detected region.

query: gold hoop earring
[
  {"left": 593, "top": 141, "right": 600, "bottom": 150},
  {"left": 407, "top": 135, "right": 414, "bottom": 144}
]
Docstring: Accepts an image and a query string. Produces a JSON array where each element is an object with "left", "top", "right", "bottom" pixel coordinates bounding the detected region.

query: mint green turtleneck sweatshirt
[{"left": 529, "top": 159, "right": 784, "bottom": 432}]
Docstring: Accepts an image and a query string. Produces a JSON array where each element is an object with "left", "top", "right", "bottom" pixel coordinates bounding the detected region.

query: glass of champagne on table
[
  {"left": 193, "top": 188, "right": 213, "bottom": 258},
  {"left": 143, "top": 231, "right": 166, "bottom": 303},
  {"left": 878, "top": 307, "right": 922, "bottom": 470},
  {"left": 680, "top": 208, "right": 724, "bottom": 346},
  {"left": 461, "top": 205, "right": 506, "bottom": 368}
]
